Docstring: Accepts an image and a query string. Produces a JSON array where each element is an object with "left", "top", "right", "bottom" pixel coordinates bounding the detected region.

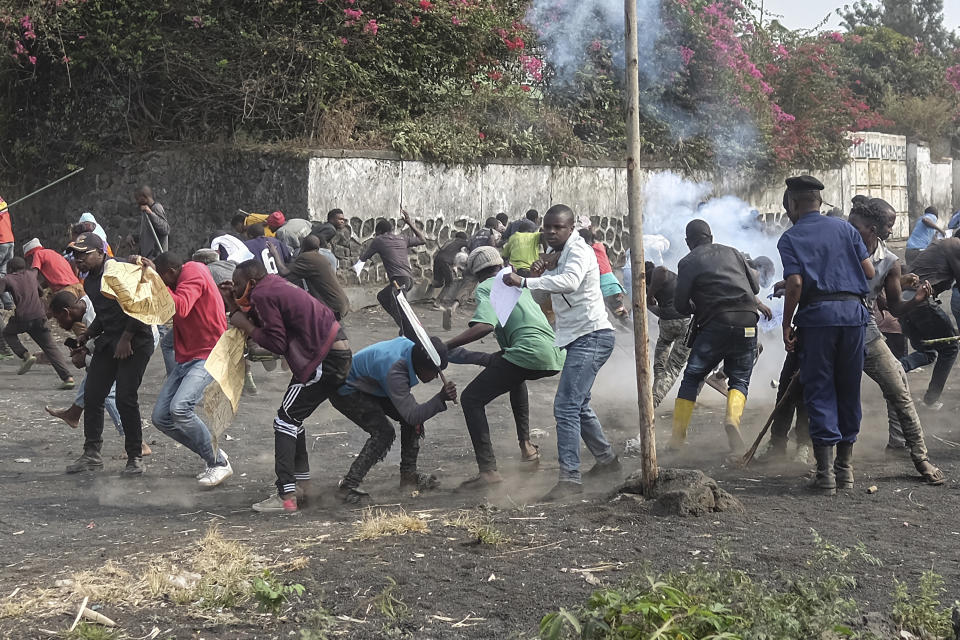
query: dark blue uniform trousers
[{"left": 797, "top": 325, "right": 865, "bottom": 446}]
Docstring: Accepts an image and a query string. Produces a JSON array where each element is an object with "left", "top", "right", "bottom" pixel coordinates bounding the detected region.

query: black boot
[
  {"left": 834, "top": 442, "right": 854, "bottom": 489},
  {"left": 66, "top": 447, "right": 103, "bottom": 474},
  {"left": 809, "top": 445, "right": 837, "bottom": 495}
]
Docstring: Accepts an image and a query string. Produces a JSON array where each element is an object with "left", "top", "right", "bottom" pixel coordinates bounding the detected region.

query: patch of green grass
[
  {"left": 252, "top": 569, "right": 305, "bottom": 614},
  {"left": 443, "top": 510, "right": 509, "bottom": 546},
  {"left": 892, "top": 571, "right": 955, "bottom": 639},
  {"left": 62, "top": 622, "right": 118, "bottom": 640},
  {"left": 299, "top": 608, "right": 337, "bottom": 640},
  {"left": 371, "top": 577, "right": 409, "bottom": 622},
  {"left": 541, "top": 530, "right": 954, "bottom": 640}
]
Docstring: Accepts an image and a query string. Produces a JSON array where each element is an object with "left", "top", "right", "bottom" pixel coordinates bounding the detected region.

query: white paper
[
  {"left": 352, "top": 260, "right": 365, "bottom": 277},
  {"left": 490, "top": 267, "right": 523, "bottom": 326},
  {"left": 395, "top": 289, "right": 442, "bottom": 368}
]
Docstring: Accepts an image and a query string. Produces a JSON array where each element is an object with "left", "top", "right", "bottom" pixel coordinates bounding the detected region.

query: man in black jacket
[
  {"left": 670, "top": 219, "right": 760, "bottom": 453},
  {"left": 65, "top": 233, "right": 156, "bottom": 475}
]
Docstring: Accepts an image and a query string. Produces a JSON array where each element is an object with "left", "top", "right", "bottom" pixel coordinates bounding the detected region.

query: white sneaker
[
  {"left": 196, "top": 450, "right": 229, "bottom": 479},
  {"left": 198, "top": 460, "right": 233, "bottom": 487}
]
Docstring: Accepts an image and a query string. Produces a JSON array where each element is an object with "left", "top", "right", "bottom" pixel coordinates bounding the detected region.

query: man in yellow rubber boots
[{"left": 670, "top": 219, "right": 762, "bottom": 453}]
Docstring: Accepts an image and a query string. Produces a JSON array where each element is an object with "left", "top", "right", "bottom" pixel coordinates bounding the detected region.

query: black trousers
[
  {"left": 899, "top": 302, "right": 958, "bottom": 404},
  {"left": 273, "top": 348, "right": 351, "bottom": 496},
  {"left": 332, "top": 390, "right": 422, "bottom": 488},
  {"left": 460, "top": 354, "right": 557, "bottom": 472},
  {"left": 769, "top": 349, "right": 809, "bottom": 445},
  {"left": 1, "top": 316, "right": 73, "bottom": 381},
  {"left": 83, "top": 336, "right": 154, "bottom": 460},
  {"left": 376, "top": 276, "right": 413, "bottom": 330}
]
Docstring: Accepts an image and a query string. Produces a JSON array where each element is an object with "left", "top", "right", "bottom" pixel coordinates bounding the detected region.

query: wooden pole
[{"left": 624, "top": 0, "right": 658, "bottom": 492}]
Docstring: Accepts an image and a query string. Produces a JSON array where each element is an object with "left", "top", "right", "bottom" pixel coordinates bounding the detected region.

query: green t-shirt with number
[{"left": 471, "top": 277, "right": 565, "bottom": 372}]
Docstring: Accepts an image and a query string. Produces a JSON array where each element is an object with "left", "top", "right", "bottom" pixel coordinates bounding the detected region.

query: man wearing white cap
[
  {"left": 447, "top": 246, "right": 565, "bottom": 486},
  {"left": 23, "top": 238, "right": 82, "bottom": 296}
]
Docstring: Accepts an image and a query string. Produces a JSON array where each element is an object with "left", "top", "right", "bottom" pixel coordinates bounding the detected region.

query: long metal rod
[
  {"left": 624, "top": 0, "right": 658, "bottom": 491},
  {"left": 0, "top": 167, "right": 85, "bottom": 214}
]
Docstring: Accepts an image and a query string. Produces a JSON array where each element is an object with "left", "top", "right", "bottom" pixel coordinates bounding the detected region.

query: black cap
[
  {"left": 785, "top": 175, "right": 825, "bottom": 192},
  {"left": 67, "top": 232, "right": 105, "bottom": 254},
  {"left": 685, "top": 219, "right": 712, "bottom": 241}
]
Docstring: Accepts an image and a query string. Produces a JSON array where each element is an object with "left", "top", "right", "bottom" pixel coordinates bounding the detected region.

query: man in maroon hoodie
[
  {"left": 142, "top": 253, "right": 232, "bottom": 488},
  {"left": 222, "top": 259, "right": 352, "bottom": 512}
]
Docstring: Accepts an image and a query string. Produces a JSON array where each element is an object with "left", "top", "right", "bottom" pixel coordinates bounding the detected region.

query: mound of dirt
[{"left": 615, "top": 467, "right": 745, "bottom": 516}]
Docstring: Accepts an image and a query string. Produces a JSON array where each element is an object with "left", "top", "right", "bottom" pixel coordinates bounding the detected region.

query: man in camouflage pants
[{"left": 645, "top": 262, "right": 692, "bottom": 407}]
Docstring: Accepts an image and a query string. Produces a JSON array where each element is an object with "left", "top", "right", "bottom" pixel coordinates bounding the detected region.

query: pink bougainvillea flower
[
  {"left": 520, "top": 84, "right": 531, "bottom": 92},
  {"left": 344, "top": 8, "right": 363, "bottom": 19},
  {"left": 487, "top": 70, "right": 503, "bottom": 81},
  {"left": 419, "top": 0, "right": 433, "bottom": 9},
  {"left": 412, "top": 15, "right": 421, "bottom": 26},
  {"left": 679, "top": 45, "right": 694, "bottom": 65},
  {"left": 363, "top": 19, "right": 378, "bottom": 35},
  {"left": 452, "top": 15, "right": 462, "bottom": 25},
  {"left": 589, "top": 40, "right": 603, "bottom": 52},
  {"left": 946, "top": 65, "right": 960, "bottom": 92},
  {"left": 340, "top": 36, "right": 348, "bottom": 45},
  {"left": 825, "top": 31, "right": 844, "bottom": 43},
  {"left": 61, "top": 55, "right": 70, "bottom": 64},
  {"left": 478, "top": 131, "right": 485, "bottom": 139},
  {"left": 191, "top": 15, "right": 203, "bottom": 28},
  {"left": 28, "top": 55, "right": 36, "bottom": 65}
]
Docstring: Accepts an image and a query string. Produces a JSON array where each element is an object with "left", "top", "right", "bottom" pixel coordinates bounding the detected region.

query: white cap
[{"left": 22, "top": 238, "right": 41, "bottom": 254}]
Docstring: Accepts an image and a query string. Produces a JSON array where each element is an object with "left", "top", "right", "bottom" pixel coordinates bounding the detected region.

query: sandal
[{"left": 916, "top": 460, "right": 945, "bottom": 486}]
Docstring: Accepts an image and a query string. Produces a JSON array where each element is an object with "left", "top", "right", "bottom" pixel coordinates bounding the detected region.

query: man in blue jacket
[{"left": 332, "top": 336, "right": 457, "bottom": 503}]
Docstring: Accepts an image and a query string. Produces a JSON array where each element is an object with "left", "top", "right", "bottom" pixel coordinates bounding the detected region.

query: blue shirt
[
  {"left": 906, "top": 213, "right": 939, "bottom": 250},
  {"left": 339, "top": 337, "right": 418, "bottom": 397},
  {"left": 948, "top": 211, "right": 960, "bottom": 231},
  {"left": 777, "top": 212, "right": 870, "bottom": 328}
]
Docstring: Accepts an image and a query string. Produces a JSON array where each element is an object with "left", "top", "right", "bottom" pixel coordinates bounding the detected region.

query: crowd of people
[{"left": 0, "top": 174, "right": 955, "bottom": 512}]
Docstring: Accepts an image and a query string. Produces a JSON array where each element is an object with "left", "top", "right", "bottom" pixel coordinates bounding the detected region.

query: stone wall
[
  {"left": 3, "top": 140, "right": 956, "bottom": 305},
  {"left": 5, "top": 146, "right": 311, "bottom": 256}
]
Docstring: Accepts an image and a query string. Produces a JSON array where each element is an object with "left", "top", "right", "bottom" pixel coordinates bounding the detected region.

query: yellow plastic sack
[
  {"left": 100, "top": 260, "right": 175, "bottom": 325},
  {"left": 201, "top": 328, "right": 248, "bottom": 451}
]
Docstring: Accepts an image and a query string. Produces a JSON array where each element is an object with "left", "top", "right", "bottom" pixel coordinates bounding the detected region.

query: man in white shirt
[{"left": 503, "top": 204, "right": 619, "bottom": 500}]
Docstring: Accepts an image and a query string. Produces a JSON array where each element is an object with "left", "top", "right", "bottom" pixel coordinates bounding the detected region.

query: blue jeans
[
  {"left": 76, "top": 375, "right": 122, "bottom": 434},
  {"left": 0, "top": 242, "right": 13, "bottom": 308},
  {"left": 554, "top": 329, "right": 616, "bottom": 483},
  {"left": 151, "top": 359, "right": 220, "bottom": 466},
  {"left": 158, "top": 325, "right": 176, "bottom": 376},
  {"left": 677, "top": 322, "right": 758, "bottom": 401}
]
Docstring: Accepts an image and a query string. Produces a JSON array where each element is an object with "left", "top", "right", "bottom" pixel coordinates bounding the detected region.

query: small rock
[
  {"left": 14, "top": 458, "right": 30, "bottom": 463},
  {"left": 867, "top": 485, "right": 878, "bottom": 494}
]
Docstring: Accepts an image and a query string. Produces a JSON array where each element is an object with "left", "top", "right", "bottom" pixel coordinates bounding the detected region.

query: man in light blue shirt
[{"left": 905, "top": 207, "right": 945, "bottom": 268}]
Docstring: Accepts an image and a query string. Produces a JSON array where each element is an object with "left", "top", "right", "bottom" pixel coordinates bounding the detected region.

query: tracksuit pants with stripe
[{"left": 273, "top": 348, "right": 351, "bottom": 497}]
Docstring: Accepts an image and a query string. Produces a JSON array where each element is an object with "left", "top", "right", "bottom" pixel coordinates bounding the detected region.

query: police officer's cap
[{"left": 785, "top": 175, "right": 825, "bottom": 192}]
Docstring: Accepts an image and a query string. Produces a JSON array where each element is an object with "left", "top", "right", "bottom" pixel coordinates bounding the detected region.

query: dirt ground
[{"left": 2, "top": 299, "right": 960, "bottom": 639}]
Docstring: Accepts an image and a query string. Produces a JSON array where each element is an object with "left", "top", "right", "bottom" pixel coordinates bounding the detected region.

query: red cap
[{"left": 266, "top": 210, "right": 286, "bottom": 229}]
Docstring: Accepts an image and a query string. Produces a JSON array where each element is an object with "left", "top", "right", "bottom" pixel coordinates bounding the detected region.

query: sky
[{"left": 759, "top": 0, "right": 960, "bottom": 33}]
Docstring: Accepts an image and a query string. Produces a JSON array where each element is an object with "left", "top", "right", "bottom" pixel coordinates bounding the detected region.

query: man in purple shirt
[{"left": 222, "top": 259, "right": 351, "bottom": 512}]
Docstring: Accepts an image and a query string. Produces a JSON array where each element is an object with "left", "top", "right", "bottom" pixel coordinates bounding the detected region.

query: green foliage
[
  {"left": 538, "top": 530, "right": 902, "bottom": 640},
  {"left": 892, "top": 572, "right": 954, "bottom": 639},
  {"left": 372, "top": 577, "right": 409, "bottom": 622},
  {"left": 252, "top": 569, "right": 305, "bottom": 614},
  {"left": 299, "top": 608, "right": 338, "bottom": 640},
  {"left": 62, "top": 623, "right": 118, "bottom": 640}
]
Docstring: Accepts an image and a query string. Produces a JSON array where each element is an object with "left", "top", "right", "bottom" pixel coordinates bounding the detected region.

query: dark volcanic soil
[{"left": 1, "top": 303, "right": 959, "bottom": 639}]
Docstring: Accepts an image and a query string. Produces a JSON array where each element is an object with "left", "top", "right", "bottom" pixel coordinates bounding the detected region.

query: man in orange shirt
[{"left": 0, "top": 196, "right": 14, "bottom": 310}]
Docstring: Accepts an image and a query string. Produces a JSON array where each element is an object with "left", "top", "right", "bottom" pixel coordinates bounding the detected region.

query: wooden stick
[
  {"left": 738, "top": 372, "right": 800, "bottom": 468},
  {"left": 69, "top": 596, "right": 89, "bottom": 632}
]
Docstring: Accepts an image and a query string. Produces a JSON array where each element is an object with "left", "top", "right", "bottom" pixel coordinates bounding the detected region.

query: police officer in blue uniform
[{"left": 777, "top": 176, "right": 875, "bottom": 495}]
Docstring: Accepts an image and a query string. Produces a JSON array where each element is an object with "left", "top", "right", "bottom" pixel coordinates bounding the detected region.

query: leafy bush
[{"left": 252, "top": 569, "right": 305, "bottom": 614}]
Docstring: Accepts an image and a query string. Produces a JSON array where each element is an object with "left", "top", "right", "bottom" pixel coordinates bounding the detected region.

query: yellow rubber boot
[
  {"left": 669, "top": 398, "right": 696, "bottom": 449},
  {"left": 724, "top": 389, "right": 747, "bottom": 453}
]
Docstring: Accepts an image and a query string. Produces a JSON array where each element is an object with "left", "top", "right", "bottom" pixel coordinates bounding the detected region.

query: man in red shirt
[
  {"left": 0, "top": 196, "right": 14, "bottom": 310},
  {"left": 143, "top": 252, "right": 233, "bottom": 487},
  {"left": 23, "top": 238, "right": 82, "bottom": 296}
]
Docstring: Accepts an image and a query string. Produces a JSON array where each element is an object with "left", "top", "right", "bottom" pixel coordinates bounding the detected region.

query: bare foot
[
  {"left": 520, "top": 440, "right": 540, "bottom": 461},
  {"left": 46, "top": 404, "right": 81, "bottom": 429},
  {"left": 141, "top": 442, "right": 152, "bottom": 457}
]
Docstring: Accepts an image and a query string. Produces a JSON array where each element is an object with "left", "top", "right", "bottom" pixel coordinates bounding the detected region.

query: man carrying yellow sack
[
  {"left": 668, "top": 219, "right": 762, "bottom": 455},
  {"left": 64, "top": 233, "right": 156, "bottom": 476}
]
